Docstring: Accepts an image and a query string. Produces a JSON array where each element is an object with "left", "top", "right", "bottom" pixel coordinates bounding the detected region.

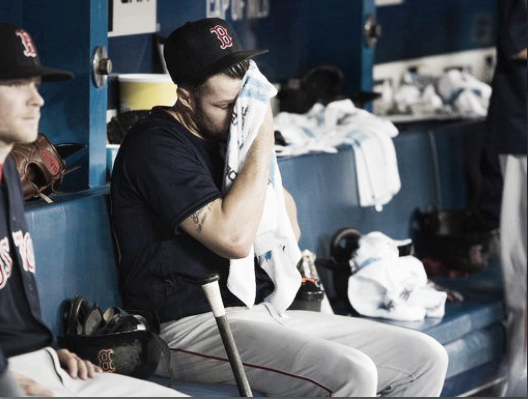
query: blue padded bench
[
  {"left": 24, "top": 188, "right": 254, "bottom": 397},
  {"left": 25, "top": 118, "right": 505, "bottom": 397},
  {"left": 277, "top": 119, "right": 507, "bottom": 397}
]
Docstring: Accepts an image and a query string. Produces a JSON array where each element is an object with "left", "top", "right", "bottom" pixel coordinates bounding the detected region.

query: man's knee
[
  {"left": 333, "top": 348, "right": 378, "bottom": 396},
  {"left": 413, "top": 333, "right": 449, "bottom": 377}
]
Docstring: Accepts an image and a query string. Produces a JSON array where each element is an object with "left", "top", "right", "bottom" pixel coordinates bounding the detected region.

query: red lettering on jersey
[
  {"left": 15, "top": 30, "right": 38, "bottom": 58},
  {"left": 25, "top": 232, "right": 36, "bottom": 272},
  {"left": 12, "top": 231, "right": 35, "bottom": 273},
  {"left": 210, "top": 25, "right": 233, "bottom": 49},
  {"left": 0, "top": 237, "right": 13, "bottom": 289}
]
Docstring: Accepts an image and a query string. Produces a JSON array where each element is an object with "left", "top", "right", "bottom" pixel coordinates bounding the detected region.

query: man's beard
[{"left": 194, "top": 102, "right": 229, "bottom": 142}]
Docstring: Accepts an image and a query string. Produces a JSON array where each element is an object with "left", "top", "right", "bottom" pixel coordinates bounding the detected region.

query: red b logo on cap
[
  {"left": 15, "top": 30, "right": 37, "bottom": 58},
  {"left": 210, "top": 25, "right": 233, "bottom": 50}
]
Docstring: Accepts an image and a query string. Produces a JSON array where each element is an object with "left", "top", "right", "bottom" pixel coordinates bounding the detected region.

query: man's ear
[{"left": 177, "top": 86, "right": 194, "bottom": 111}]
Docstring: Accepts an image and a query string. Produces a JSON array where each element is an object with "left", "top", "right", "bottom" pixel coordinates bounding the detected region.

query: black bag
[
  {"left": 277, "top": 65, "right": 345, "bottom": 114},
  {"left": 60, "top": 296, "right": 171, "bottom": 380},
  {"left": 412, "top": 206, "right": 498, "bottom": 274},
  {"left": 289, "top": 279, "right": 325, "bottom": 312}
]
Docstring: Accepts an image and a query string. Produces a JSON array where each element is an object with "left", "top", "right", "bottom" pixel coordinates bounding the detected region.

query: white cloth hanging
[
  {"left": 274, "top": 99, "right": 401, "bottom": 211},
  {"left": 224, "top": 61, "right": 302, "bottom": 315}
]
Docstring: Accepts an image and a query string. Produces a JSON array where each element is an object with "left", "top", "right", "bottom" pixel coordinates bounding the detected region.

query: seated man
[
  {"left": 110, "top": 17, "right": 448, "bottom": 397},
  {"left": 0, "top": 22, "right": 186, "bottom": 397}
]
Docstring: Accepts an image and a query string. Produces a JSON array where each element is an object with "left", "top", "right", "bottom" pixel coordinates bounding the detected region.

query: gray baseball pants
[
  {"left": 8, "top": 347, "right": 187, "bottom": 397},
  {"left": 0, "top": 368, "right": 24, "bottom": 397},
  {"left": 158, "top": 303, "right": 448, "bottom": 397},
  {"left": 499, "top": 154, "right": 527, "bottom": 397}
]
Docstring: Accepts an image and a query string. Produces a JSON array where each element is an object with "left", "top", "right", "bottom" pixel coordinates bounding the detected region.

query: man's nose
[{"left": 30, "top": 85, "right": 45, "bottom": 107}]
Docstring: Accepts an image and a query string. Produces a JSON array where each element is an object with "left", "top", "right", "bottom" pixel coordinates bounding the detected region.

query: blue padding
[
  {"left": 148, "top": 377, "right": 266, "bottom": 397},
  {"left": 279, "top": 146, "right": 359, "bottom": 256},
  {"left": 349, "top": 268, "right": 505, "bottom": 379},
  {"left": 365, "top": 263, "right": 505, "bottom": 345},
  {"left": 278, "top": 130, "right": 441, "bottom": 303},
  {"left": 24, "top": 189, "right": 264, "bottom": 397},
  {"left": 366, "top": 294, "right": 504, "bottom": 346},
  {"left": 22, "top": 119, "right": 505, "bottom": 397},
  {"left": 426, "top": 299, "right": 503, "bottom": 345},
  {"left": 443, "top": 323, "right": 505, "bottom": 378},
  {"left": 278, "top": 130, "right": 439, "bottom": 261},
  {"left": 24, "top": 187, "right": 121, "bottom": 336},
  {"left": 441, "top": 360, "right": 506, "bottom": 397},
  {"left": 278, "top": 121, "right": 482, "bottom": 263}
]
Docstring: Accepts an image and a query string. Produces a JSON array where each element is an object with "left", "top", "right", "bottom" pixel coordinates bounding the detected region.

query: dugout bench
[{"left": 26, "top": 119, "right": 506, "bottom": 397}]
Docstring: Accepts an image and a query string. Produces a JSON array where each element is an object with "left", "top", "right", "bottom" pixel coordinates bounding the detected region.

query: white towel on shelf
[
  {"left": 436, "top": 69, "right": 492, "bottom": 117},
  {"left": 274, "top": 100, "right": 401, "bottom": 211},
  {"left": 349, "top": 128, "right": 401, "bottom": 212},
  {"left": 224, "top": 61, "right": 302, "bottom": 315},
  {"left": 323, "top": 100, "right": 401, "bottom": 212}
]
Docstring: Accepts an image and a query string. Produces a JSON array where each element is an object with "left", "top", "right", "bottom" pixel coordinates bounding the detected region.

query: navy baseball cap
[
  {"left": 163, "top": 18, "right": 267, "bottom": 86},
  {"left": 0, "top": 23, "right": 73, "bottom": 82}
]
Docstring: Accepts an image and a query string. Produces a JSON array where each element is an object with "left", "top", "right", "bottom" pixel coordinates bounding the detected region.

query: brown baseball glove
[{"left": 10, "top": 133, "right": 67, "bottom": 203}]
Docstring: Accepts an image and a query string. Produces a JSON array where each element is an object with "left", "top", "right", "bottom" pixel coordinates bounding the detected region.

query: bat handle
[
  {"left": 201, "top": 274, "right": 226, "bottom": 318},
  {"left": 201, "top": 274, "right": 253, "bottom": 397}
]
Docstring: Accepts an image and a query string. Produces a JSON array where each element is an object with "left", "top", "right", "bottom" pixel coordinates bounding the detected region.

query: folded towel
[{"left": 224, "top": 61, "right": 302, "bottom": 315}]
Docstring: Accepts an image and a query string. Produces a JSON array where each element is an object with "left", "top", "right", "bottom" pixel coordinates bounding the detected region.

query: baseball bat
[{"left": 200, "top": 274, "right": 253, "bottom": 397}]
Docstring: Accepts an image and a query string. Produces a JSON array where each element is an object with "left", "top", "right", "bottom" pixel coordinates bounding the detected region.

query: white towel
[
  {"left": 347, "top": 231, "right": 447, "bottom": 321},
  {"left": 350, "top": 128, "right": 401, "bottom": 212},
  {"left": 436, "top": 69, "right": 491, "bottom": 117},
  {"left": 274, "top": 100, "right": 401, "bottom": 211},
  {"left": 224, "top": 61, "right": 302, "bottom": 314},
  {"left": 324, "top": 100, "right": 401, "bottom": 212}
]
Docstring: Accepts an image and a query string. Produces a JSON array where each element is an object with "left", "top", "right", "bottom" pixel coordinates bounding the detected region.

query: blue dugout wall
[
  {"left": 110, "top": 0, "right": 376, "bottom": 94},
  {"left": 0, "top": 0, "right": 497, "bottom": 192},
  {"left": 376, "top": 0, "right": 497, "bottom": 63},
  {"left": 1, "top": 0, "right": 108, "bottom": 189}
]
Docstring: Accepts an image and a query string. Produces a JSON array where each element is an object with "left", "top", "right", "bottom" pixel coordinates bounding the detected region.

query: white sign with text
[
  {"left": 109, "top": 0, "right": 157, "bottom": 37},
  {"left": 206, "top": 0, "right": 270, "bottom": 21}
]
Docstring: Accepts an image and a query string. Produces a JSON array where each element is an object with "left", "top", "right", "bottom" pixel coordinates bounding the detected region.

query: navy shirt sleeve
[{"left": 113, "top": 114, "right": 222, "bottom": 235}]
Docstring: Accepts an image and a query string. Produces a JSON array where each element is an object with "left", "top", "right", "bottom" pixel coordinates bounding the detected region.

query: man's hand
[
  {"left": 283, "top": 187, "right": 301, "bottom": 242},
  {"left": 57, "top": 348, "right": 102, "bottom": 380},
  {"left": 12, "top": 371, "right": 53, "bottom": 397},
  {"left": 252, "top": 103, "right": 275, "bottom": 151},
  {"left": 181, "top": 103, "right": 277, "bottom": 259}
]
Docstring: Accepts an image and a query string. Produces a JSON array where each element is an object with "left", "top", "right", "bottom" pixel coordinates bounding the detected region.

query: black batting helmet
[{"left": 60, "top": 296, "right": 165, "bottom": 379}]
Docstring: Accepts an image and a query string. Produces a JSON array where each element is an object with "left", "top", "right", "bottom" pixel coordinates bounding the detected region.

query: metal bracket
[
  {"left": 364, "top": 14, "right": 382, "bottom": 48},
  {"left": 92, "top": 46, "right": 112, "bottom": 88}
]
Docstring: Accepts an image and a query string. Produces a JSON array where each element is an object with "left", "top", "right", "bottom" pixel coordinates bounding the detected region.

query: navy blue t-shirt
[
  {"left": 110, "top": 107, "right": 274, "bottom": 322},
  {"left": 0, "top": 158, "right": 53, "bottom": 358}
]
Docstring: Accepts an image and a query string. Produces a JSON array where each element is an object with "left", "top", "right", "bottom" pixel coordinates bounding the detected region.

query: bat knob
[{"left": 201, "top": 274, "right": 225, "bottom": 317}]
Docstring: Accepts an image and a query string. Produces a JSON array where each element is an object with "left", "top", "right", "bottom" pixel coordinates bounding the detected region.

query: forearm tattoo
[{"left": 191, "top": 202, "right": 214, "bottom": 232}]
